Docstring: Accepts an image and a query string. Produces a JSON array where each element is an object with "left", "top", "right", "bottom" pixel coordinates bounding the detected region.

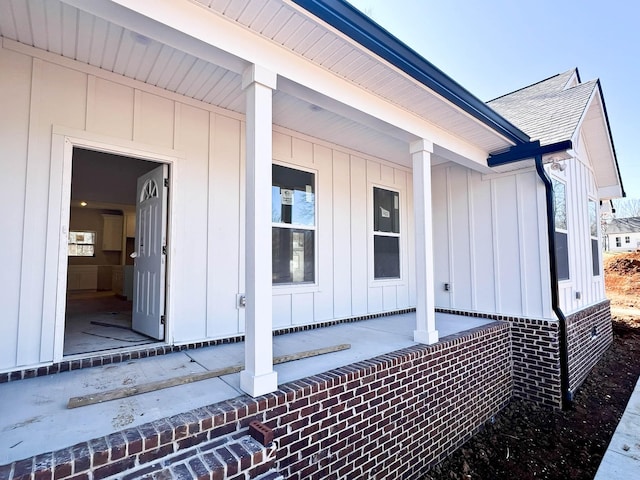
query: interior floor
[{"left": 64, "top": 291, "right": 156, "bottom": 356}]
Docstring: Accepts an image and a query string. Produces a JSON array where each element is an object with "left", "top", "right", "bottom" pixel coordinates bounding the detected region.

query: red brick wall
[
  {"left": 510, "top": 318, "right": 562, "bottom": 408},
  {"left": 3, "top": 322, "right": 512, "bottom": 480},
  {"left": 566, "top": 300, "right": 613, "bottom": 396}
]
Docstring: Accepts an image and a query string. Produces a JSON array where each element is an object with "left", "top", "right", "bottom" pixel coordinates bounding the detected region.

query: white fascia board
[
  {"left": 598, "top": 185, "right": 623, "bottom": 200},
  {"left": 72, "top": 0, "right": 494, "bottom": 166}
]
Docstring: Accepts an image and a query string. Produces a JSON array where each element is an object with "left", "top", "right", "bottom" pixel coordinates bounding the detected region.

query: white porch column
[
  {"left": 411, "top": 139, "right": 439, "bottom": 345},
  {"left": 240, "top": 65, "right": 278, "bottom": 396}
]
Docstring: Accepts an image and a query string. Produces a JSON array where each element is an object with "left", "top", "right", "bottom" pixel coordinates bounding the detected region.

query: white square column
[
  {"left": 411, "top": 139, "right": 439, "bottom": 345},
  {"left": 240, "top": 65, "right": 278, "bottom": 396}
]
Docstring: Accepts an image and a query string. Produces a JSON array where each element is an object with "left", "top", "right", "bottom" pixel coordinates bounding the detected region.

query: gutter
[
  {"left": 534, "top": 154, "right": 572, "bottom": 410},
  {"left": 489, "top": 140, "right": 573, "bottom": 410},
  {"left": 291, "top": 0, "right": 530, "bottom": 145}
]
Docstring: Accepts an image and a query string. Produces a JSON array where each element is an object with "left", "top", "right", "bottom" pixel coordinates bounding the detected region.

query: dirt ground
[{"left": 424, "top": 251, "right": 640, "bottom": 480}]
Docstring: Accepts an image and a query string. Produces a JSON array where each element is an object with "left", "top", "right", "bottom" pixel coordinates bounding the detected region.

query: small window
[
  {"left": 552, "top": 179, "right": 569, "bottom": 280},
  {"left": 625, "top": 236, "right": 631, "bottom": 244},
  {"left": 272, "top": 165, "right": 315, "bottom": 284},
  {"left": 68, "top": 231, "right": 96, "bottom": 257},
  {"left": 616, "top": 237, "right": 621, "bottom": 247},
  {"left": 373, "top": 187, "right": 400, "bottom": 279},
  {"left": 589, "top": 200, "right": 599, "bottom": 276}
]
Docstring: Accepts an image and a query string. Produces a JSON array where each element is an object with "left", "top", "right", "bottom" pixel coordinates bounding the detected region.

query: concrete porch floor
[{"left": 0, "top": 312, "right": 493, "bottom": 466}]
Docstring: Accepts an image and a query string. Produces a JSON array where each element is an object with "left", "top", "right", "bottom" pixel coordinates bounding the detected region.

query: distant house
[
  {"left": 604, "top": 217, "right": 640, "bottom": 251},
  {"left": 0, "top": 0, "right": 625, "bottom": 478}
]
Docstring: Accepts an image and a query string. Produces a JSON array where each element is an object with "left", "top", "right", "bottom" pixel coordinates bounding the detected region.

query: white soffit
[
  {"left": 193, "top": 0, "right": 513, "bottom": 153},
  {"left": 0, "top": 0, "right": 512, "bottom": 165}
]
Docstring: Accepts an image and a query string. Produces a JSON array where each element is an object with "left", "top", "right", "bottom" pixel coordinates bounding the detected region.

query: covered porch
[{"left": 0, "top": 311, "right": 495, "bottom": 466}]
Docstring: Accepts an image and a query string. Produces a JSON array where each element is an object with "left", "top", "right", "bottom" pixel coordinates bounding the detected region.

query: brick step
[{"left": 107, "top": 433, "right": 276, "bottom": 480}]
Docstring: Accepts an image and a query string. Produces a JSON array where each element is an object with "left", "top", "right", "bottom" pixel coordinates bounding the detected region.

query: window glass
[
  {"left": 589, "top": 200, "right": 599, "bottom": 276},
  {"left": 272, "top": 165, "right": 315, "bottom": 226},
  {"left": 552, "top": 179, "right": 567, "bottom": 231},
  {"left": 68, "top": 231, "right": 96, "bottom": 257},
  {"left": 552, "top": 179, "right": 569, "bottom": 280},
  {"left": 373, "top": 187, "right": 400, "bottom": 279},
  {"left": 374, "top": 187, "right": 399, "bottom": 233},
  {"left": 272, "top": 165, "right": 315, "bottom": 284}
]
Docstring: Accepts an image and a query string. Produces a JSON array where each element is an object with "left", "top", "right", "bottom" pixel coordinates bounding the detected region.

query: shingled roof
[
  {"left": 487, "top": 69, "right": 597, "bottom": 146},
  {"left": 605, "top": 217, "right": 640, "bottom": 234}
]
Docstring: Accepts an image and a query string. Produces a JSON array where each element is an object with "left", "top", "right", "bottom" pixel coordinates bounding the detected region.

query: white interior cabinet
[{"left": 102, "top": 214, "right": 123, "bottom": 251}]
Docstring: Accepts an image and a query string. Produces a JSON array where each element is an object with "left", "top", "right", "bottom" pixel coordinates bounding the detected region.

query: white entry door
[{"left": 132, "top": 164, "right": 168, "bottom": 340}]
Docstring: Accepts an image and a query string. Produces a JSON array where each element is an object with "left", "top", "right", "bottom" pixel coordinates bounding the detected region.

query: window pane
[
  {"left": 68, "top": 230, "right": 96, "bottom": 257},
  {"left": 272, "top": 227, "right": 315, "bottom": 284},
  {"left": 374, "top": 187, "right": 399, "bottom": 233},
  {"left": 555, "top": 231, "right": 569, "bottom": 280},
  {"left": 374, "top": 236, "right": 400, "bottom": 279},
  {"left": 592, "top": 239, "right": 600, "bottom": 276},
  {"left": 589, "top": 201, "right": 597, "bottom": 237},
  {"left": 552, "top": 179, "right": 567, "bottom": 230},
  {"left": 272, "top": 165, "right": 315, "bottom": 226}
]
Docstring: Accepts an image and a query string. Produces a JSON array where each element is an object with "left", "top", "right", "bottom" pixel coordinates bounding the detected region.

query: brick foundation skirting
[
  {"left": 0, "top": 308, "right": 415, "bottom": 384},
  {"left": 437, "top": 303, "right": 614, "bottom": 409},
  {"left": 566, "top": 300, "right": 612, "bottom": 396},
  {"left": 1, "top": 321, "right": 511, "bottom": 480}
]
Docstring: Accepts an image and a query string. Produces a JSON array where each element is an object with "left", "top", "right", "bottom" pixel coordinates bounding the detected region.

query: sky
[{"left": 347, "top": 0, "right": 639, "bottom": 199}]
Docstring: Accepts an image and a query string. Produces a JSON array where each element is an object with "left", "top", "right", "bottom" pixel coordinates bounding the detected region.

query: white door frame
[{"left": 51, "top": 126, "right": 181, "bottom": 362}]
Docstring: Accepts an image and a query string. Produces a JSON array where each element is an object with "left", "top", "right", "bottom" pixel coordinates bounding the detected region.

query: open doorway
[{"left": 64, "top": 148, "right": 168, "bottom": 356}]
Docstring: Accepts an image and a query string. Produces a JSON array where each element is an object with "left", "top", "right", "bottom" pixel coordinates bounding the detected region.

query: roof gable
[{"left": 487, "top": 69, "right": 596, "bottom": 146}]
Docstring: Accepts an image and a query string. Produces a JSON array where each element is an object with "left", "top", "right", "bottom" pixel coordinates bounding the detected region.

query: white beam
[
  {"left": 411, "top": 139, "right": 439, "bottom": 345},
  {"left": 240, "top": 64, "right": 278, "bottom": 397}
]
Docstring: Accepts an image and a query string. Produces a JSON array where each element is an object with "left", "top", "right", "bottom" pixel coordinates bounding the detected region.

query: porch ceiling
[{"left": 0, "top": 0, "right": 514, "bottom": 166}]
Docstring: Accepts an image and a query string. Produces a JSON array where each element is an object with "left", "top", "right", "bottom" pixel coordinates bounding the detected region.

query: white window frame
[
  {"left": 271, "top": 162, "right": 319, "bottom": 292},
  {"left": 370, "top": 184, "right": 404, "bottom": 285},
  {"left": 68, "top": 230, "right": 97, "bottom": 257}
]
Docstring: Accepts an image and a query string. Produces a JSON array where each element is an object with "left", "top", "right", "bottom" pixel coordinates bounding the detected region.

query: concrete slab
[
  {"left": 594, "top": 376, "right": 640, "bottom": 479},
  {"left": 0, "top": 311, "right": 497, "bottom": 466},
  {"left": 0, "top": 352, "right": 239, "bottom": 464}
]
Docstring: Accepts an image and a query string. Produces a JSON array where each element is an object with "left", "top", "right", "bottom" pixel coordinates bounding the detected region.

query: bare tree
[{"left": 612, "top": 198, "right": 640, "bottom": 218}]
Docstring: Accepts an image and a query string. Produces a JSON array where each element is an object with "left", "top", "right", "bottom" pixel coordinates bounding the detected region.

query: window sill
[{"left": 272, "top": 283, "right": 320, "bottom": 295}]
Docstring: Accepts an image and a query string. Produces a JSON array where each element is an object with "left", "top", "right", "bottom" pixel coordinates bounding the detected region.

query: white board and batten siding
[
  {"left": 0, "top": 44, "right": 415, "bottom": 371},
  {"left": 271, "top": 131, "right": 415, "bottom": 328},
  {"left": 431, "top": 163, "right": 552, "bottom": 320},
  {"left": 553, "top": 133, "right": 606, "bottom": 314}
]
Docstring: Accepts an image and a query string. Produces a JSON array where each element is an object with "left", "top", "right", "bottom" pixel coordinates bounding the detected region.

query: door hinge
[
  {"left": 161, "top": 315, "right": 166, "bottom": 325},
  {"left": 164, "top": 178, "right": 169, "bottom": 188},
  {"left": 162, "top": 245, "right": 167, "bottom": 255}
]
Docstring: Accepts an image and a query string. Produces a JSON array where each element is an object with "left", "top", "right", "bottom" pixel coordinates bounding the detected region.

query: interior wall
[{"left": 67, "top": 208, "right": 122, "bottom": 267}]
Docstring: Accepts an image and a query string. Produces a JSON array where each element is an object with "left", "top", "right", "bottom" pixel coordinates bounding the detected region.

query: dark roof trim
[
  {"left": 595, "top": 79, "right": 626, "bottom": 197},
  {"left": 488, "top": 140, "right": 573, "bottom": 166},
  {"left": 292, "top": 0, "right": 530, "bottom": 145}
]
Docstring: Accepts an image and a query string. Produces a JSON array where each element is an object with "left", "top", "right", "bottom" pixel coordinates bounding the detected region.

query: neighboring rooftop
[{"left": 605, "top": 217, "right": 640, "bottom": 234}]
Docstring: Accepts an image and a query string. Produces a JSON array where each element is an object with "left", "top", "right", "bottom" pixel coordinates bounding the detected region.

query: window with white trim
[
  {"left": 272, "top": 164, "right": 315, "bottom": 284},
  {"left": 625, "top": 236, "right": 631, "bottom": 244},
  {"left": 373, "top": 187, "right": 400, "bottom": 279},
  {"left": 68, "top": 231, "right": 96, "bottom": 257},
  {"left": 552, "top": 178, "right": 569, "bottom": 280},
  {"left": 616, "top": 237, "right": 621, "bottom": 247},
  {"left": 589, "top": 200, "right": 599, "bottom": 275}
]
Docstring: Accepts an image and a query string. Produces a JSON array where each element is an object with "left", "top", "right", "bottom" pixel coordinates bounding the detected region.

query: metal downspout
[{"left": 534, "top": 154, "right": 572, "bottom": 410}]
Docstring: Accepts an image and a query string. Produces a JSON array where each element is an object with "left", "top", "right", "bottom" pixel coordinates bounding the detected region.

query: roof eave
[
  {"left": 595, "top": 79, "right": 626, "bottom": 197},
  {"left": 291, "top": 0, "right": 530, "bottom": 146}
]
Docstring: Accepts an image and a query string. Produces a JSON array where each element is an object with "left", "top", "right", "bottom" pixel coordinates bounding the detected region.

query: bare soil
[{"left": 424, "top": 252, "right": 640, "bottom": 480}]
